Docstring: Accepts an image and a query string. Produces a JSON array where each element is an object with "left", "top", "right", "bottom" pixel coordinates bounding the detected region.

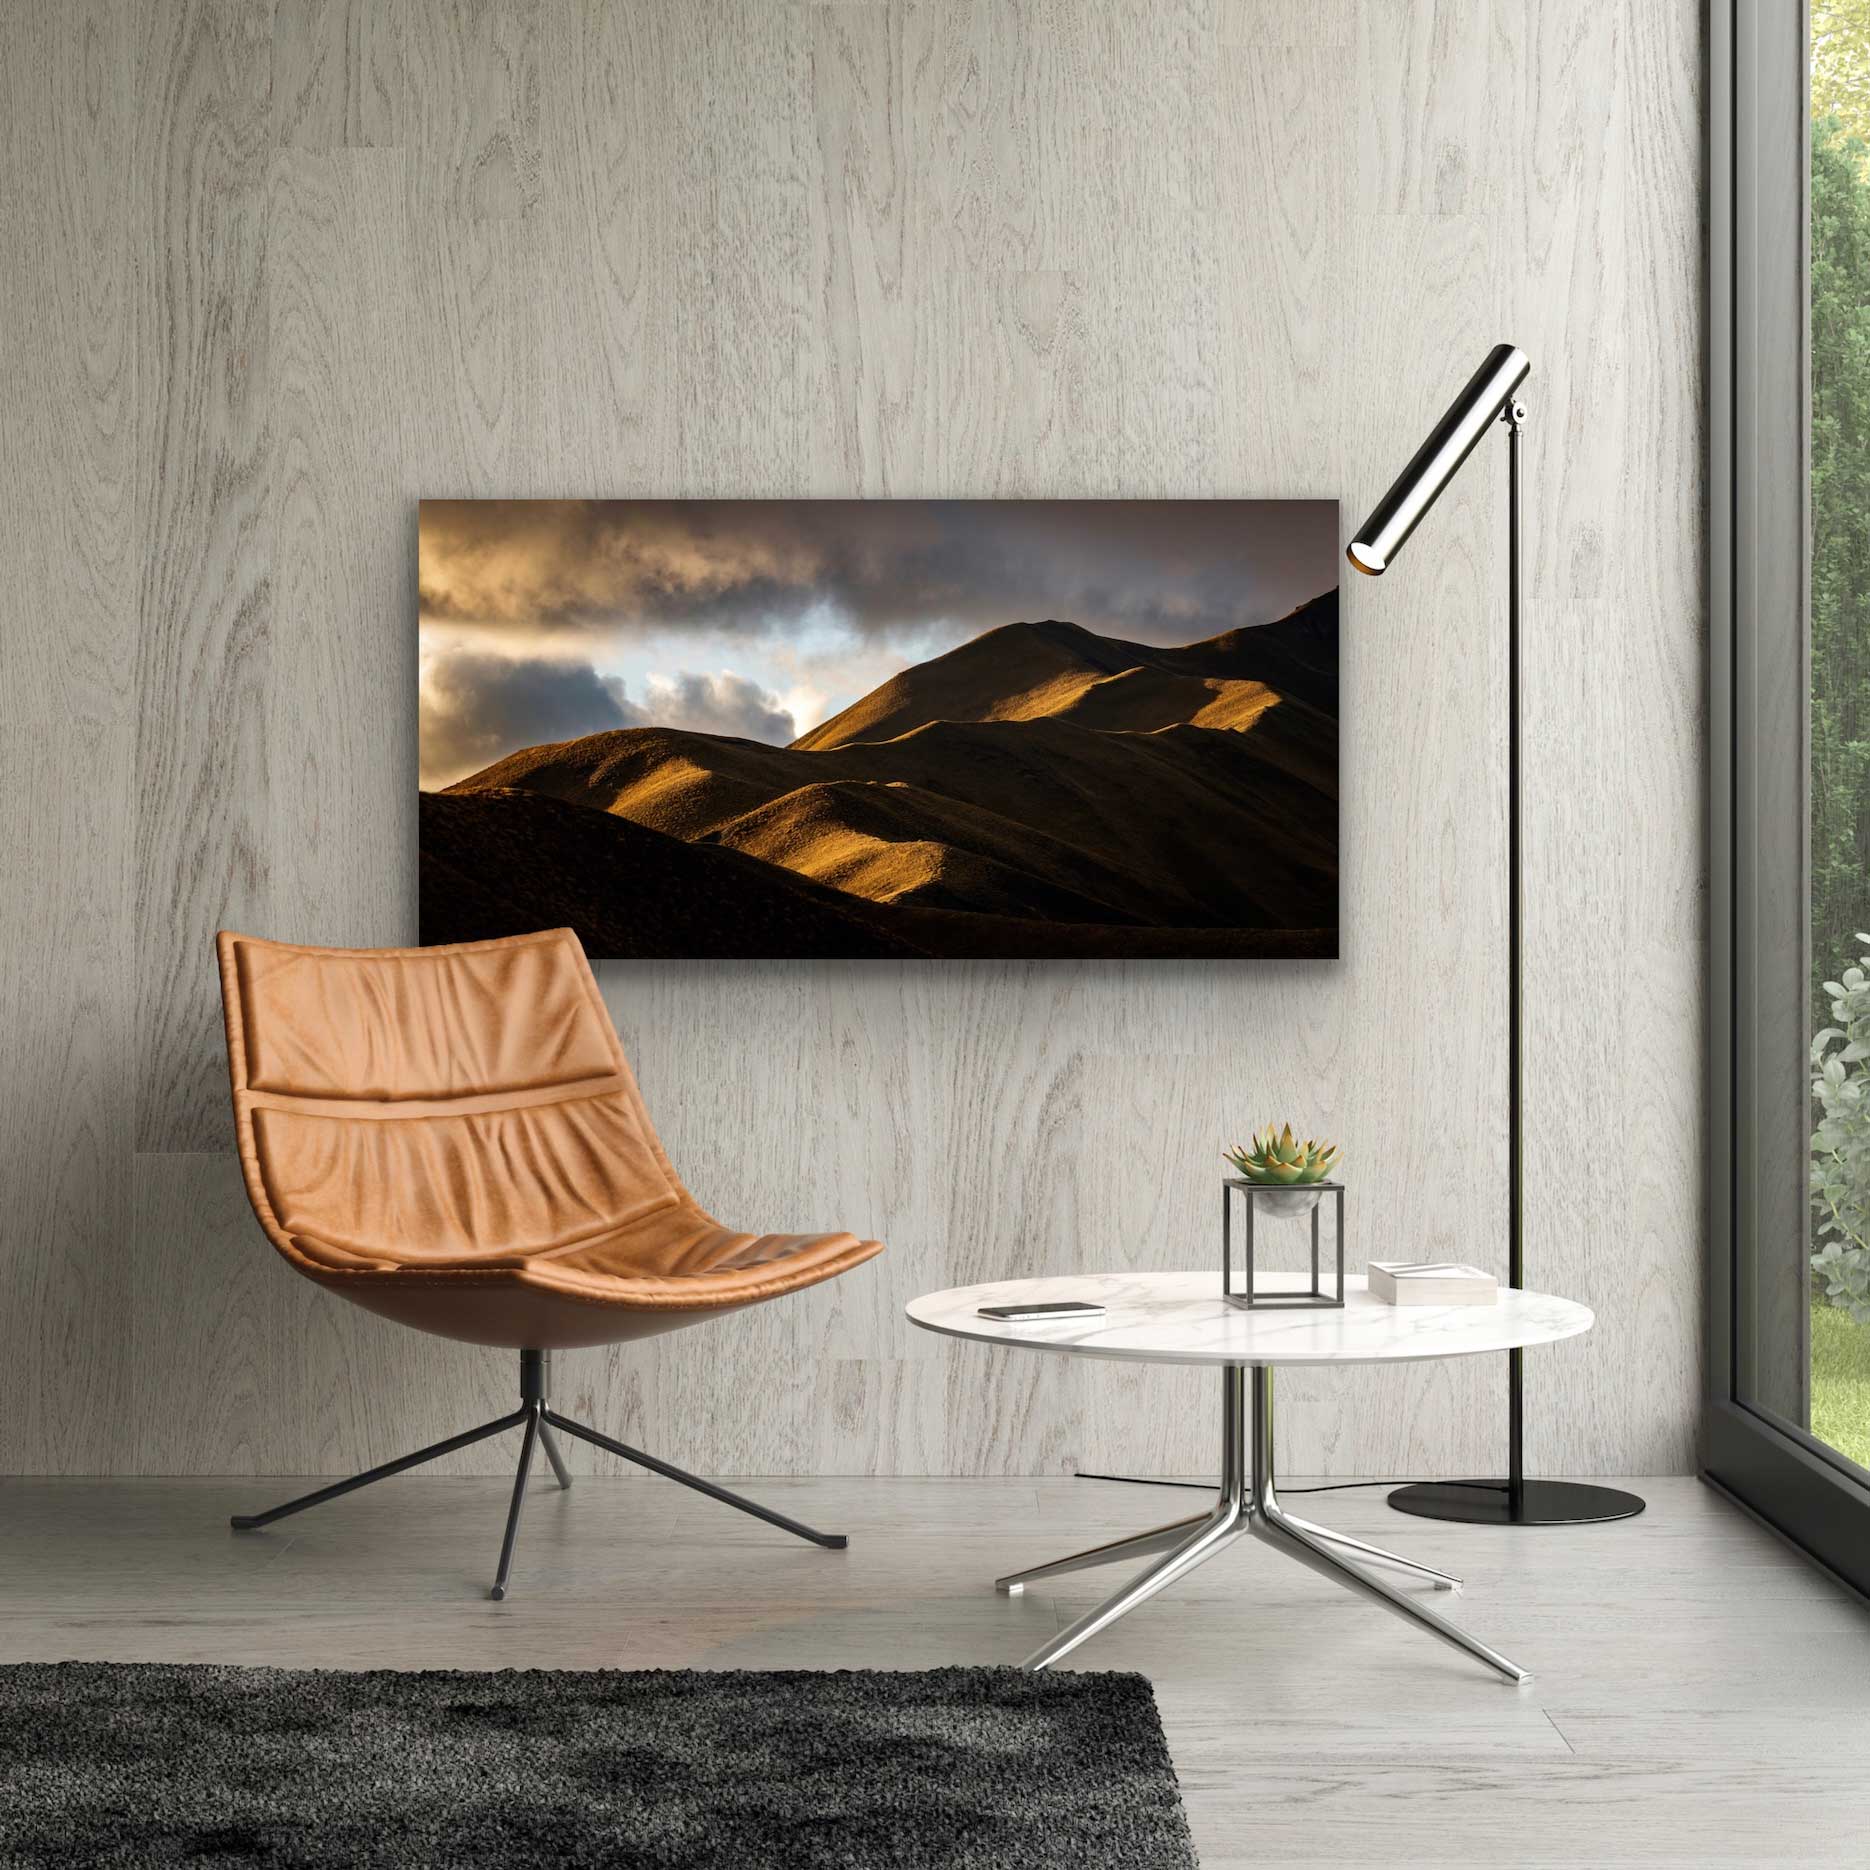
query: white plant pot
[{"left": 1246, "top": 1185, "right": 1326, "bottom": 1221}]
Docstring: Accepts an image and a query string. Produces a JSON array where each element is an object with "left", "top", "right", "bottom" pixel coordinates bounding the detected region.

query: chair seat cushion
[{"left": 287, "top": 1216, "right": 881, "bottom": 1311}]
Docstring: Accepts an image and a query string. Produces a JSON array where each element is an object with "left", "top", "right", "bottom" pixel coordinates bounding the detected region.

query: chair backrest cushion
[
  {"left": 227, "top": 930, "right": 619, "bottom": 1102},
  {"left": 217, "top": 928, "right": 687, "bottom": 1274}
]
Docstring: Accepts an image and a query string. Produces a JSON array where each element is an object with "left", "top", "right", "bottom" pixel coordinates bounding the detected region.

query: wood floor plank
[{"left": 0, "top": 1476, "right": 1859, "bottom": 1868}]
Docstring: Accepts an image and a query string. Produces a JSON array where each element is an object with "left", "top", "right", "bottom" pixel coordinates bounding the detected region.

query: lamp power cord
[{"left": 1073, "top": 1471, "right": 1513, "bottom": 1497}]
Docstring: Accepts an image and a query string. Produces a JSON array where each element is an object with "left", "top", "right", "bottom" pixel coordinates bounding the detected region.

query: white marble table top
[{"left": 905, "top": 1271, "right": 1593, "bottom": 1367}]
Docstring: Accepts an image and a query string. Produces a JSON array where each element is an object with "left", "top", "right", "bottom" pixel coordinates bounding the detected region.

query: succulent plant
[{"left": 1225, "top": 1123, "right": 1341, "bottom": 1187}]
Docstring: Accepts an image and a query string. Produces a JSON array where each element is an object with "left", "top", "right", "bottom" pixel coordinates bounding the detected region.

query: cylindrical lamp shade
[{"left": 1346, "top": 343, "right": 1530, "bottom": 576}]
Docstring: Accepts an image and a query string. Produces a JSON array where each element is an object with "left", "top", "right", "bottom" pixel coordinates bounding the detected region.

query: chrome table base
[{"left": 1000, "top": 1365, "right": 1529, "bottom": 1684}]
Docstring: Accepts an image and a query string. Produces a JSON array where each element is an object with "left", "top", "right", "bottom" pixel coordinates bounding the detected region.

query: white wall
[{"left": 0, "top": 0, "right": 1702, "bottom": 1477}]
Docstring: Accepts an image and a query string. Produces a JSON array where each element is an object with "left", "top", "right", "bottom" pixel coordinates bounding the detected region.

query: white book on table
[{"left": 1366, "top": 1261, "right": 1498, "bottom": 1305}]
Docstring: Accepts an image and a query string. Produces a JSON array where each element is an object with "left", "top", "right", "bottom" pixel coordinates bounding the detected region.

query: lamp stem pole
[{"left": 1504, "top": 398, "right": 1526, "bottom": 1521}]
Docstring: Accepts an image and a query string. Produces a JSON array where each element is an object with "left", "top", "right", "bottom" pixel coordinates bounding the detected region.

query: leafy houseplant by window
[{"left": 1811, "top": 937, "right": 1870, "bottom": 1322}]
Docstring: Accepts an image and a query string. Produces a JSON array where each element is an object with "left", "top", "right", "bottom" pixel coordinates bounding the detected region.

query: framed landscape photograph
[{"left": 418, "top": 498, "right": 1339, "bottom": 959}]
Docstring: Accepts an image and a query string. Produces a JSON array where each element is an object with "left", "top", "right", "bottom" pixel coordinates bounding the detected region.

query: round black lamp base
[{"left": 1387, "top": 1478, "right": 1646, "bottom": 1526}]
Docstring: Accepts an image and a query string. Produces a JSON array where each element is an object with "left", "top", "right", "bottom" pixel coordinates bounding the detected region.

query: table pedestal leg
[
  {"left": 1272, "top": 1511, "right": 1462, "bottom": 1590},
  {"left": 1010, "top": 1365, "right": 1529, "bottom": 1684},
  {"left": 1016, "top": 1370, "right": 1252, "bottom": 1672},
  {"left": 996, "top": 1514, "right": 1210, "bottom": 1594}
]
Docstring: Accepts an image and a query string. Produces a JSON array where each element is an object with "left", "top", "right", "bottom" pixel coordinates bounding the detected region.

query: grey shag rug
[{"left": 0, "top": 1663, "right": 1197, "bottom": 1868}]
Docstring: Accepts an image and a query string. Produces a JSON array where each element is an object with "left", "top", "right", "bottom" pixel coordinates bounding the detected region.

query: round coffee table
[{"left": 905, "top": 1270, "right": 1594, "bottom": 1683}]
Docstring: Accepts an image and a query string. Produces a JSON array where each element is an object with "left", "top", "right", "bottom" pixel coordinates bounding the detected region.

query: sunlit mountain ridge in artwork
[{"left": 424, "top": 590, "right": 1338, "bottom": 959}]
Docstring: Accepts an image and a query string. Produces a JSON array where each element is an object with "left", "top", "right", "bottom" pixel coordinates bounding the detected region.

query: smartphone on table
[{"left": 976, "top": 1300, "right": 1105, "bottom": 1322}]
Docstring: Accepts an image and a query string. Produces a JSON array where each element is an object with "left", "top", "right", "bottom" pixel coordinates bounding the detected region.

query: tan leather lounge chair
[{"left": 217, "top": 926, "right": 883, "bottom": 1597}]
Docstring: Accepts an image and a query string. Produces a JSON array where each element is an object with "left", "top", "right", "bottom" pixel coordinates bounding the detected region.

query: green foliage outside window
[
  {"left": 1810, "top": 114, "right": 1870, "bottom": 1026},
  {"left": 1810, "top": 5, "right": 1870, "bottom": 1309},
  {"left": 1814, "top": 0, "right": 1870, "bottom": 144},
  {"left": 1811, "top": 943, "right": 1870, "bottom": 1319}
]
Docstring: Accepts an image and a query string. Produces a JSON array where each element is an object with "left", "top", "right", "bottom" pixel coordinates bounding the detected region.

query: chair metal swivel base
[
  {"left": 997, "top": 1364, "right": 1530, "bottom": 1684},
  {"left": 230, "top": 1349, "right": 846, "bottom": 1599}
]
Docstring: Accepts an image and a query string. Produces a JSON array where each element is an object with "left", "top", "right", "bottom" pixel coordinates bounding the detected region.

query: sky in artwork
[{"left": 418, "top": 498, "right": 1339, "bottom": 787}]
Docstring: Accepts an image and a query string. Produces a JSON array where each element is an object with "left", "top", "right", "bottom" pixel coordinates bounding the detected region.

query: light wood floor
[{"left": 0, "top": 1473, "right": 1860, "bottom": 1867}]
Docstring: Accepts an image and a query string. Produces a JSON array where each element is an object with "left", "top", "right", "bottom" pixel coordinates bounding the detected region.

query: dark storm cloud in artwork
[
  {"left": 422, "top": 651, "right": 798, "bottom": 784},
  {"left": 418, "top": 498, "right": 1340, "bottom": 648},
  {"left": 420, "top": 654, "right": 639, "bottom": 786}
]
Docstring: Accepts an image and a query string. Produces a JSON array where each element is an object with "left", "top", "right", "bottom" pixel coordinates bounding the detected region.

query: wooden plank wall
[{"left": 0, "top": 0, "right": 1703, "bottom": 1478}]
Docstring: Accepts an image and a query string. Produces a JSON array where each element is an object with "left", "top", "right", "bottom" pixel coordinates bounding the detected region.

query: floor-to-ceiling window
[{"left": 1710, "top": 1, "right": 1870, "bottom": 1589}]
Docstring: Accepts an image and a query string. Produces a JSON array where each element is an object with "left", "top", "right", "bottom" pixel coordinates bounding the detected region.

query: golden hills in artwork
[{"left": 420, "top": 589, "right": 1338, "bottom": 960}]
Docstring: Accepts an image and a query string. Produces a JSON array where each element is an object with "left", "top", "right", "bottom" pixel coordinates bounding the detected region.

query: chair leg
[
  {"left": 230, "top": 1410, "right": 528, "bottom": 1532},
  {"left": 539, "top": 1420, "right": 573, "bottom": 1490},
  {"left": 544, "top": 1409, "right": 848, "bottom": 1550},
  {"left": 489, "top": 1405, "right": 543, "bottom": 1601}
]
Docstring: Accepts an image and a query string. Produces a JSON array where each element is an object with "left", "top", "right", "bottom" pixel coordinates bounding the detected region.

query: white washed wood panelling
[{"left": 0, "top": 0, "right": 1702, "bottom": 1478}]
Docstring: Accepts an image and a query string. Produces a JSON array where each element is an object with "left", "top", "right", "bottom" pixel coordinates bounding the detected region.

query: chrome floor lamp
[{"left": 1348, "top": 344, "right": 1645, "bottom": 1527}]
